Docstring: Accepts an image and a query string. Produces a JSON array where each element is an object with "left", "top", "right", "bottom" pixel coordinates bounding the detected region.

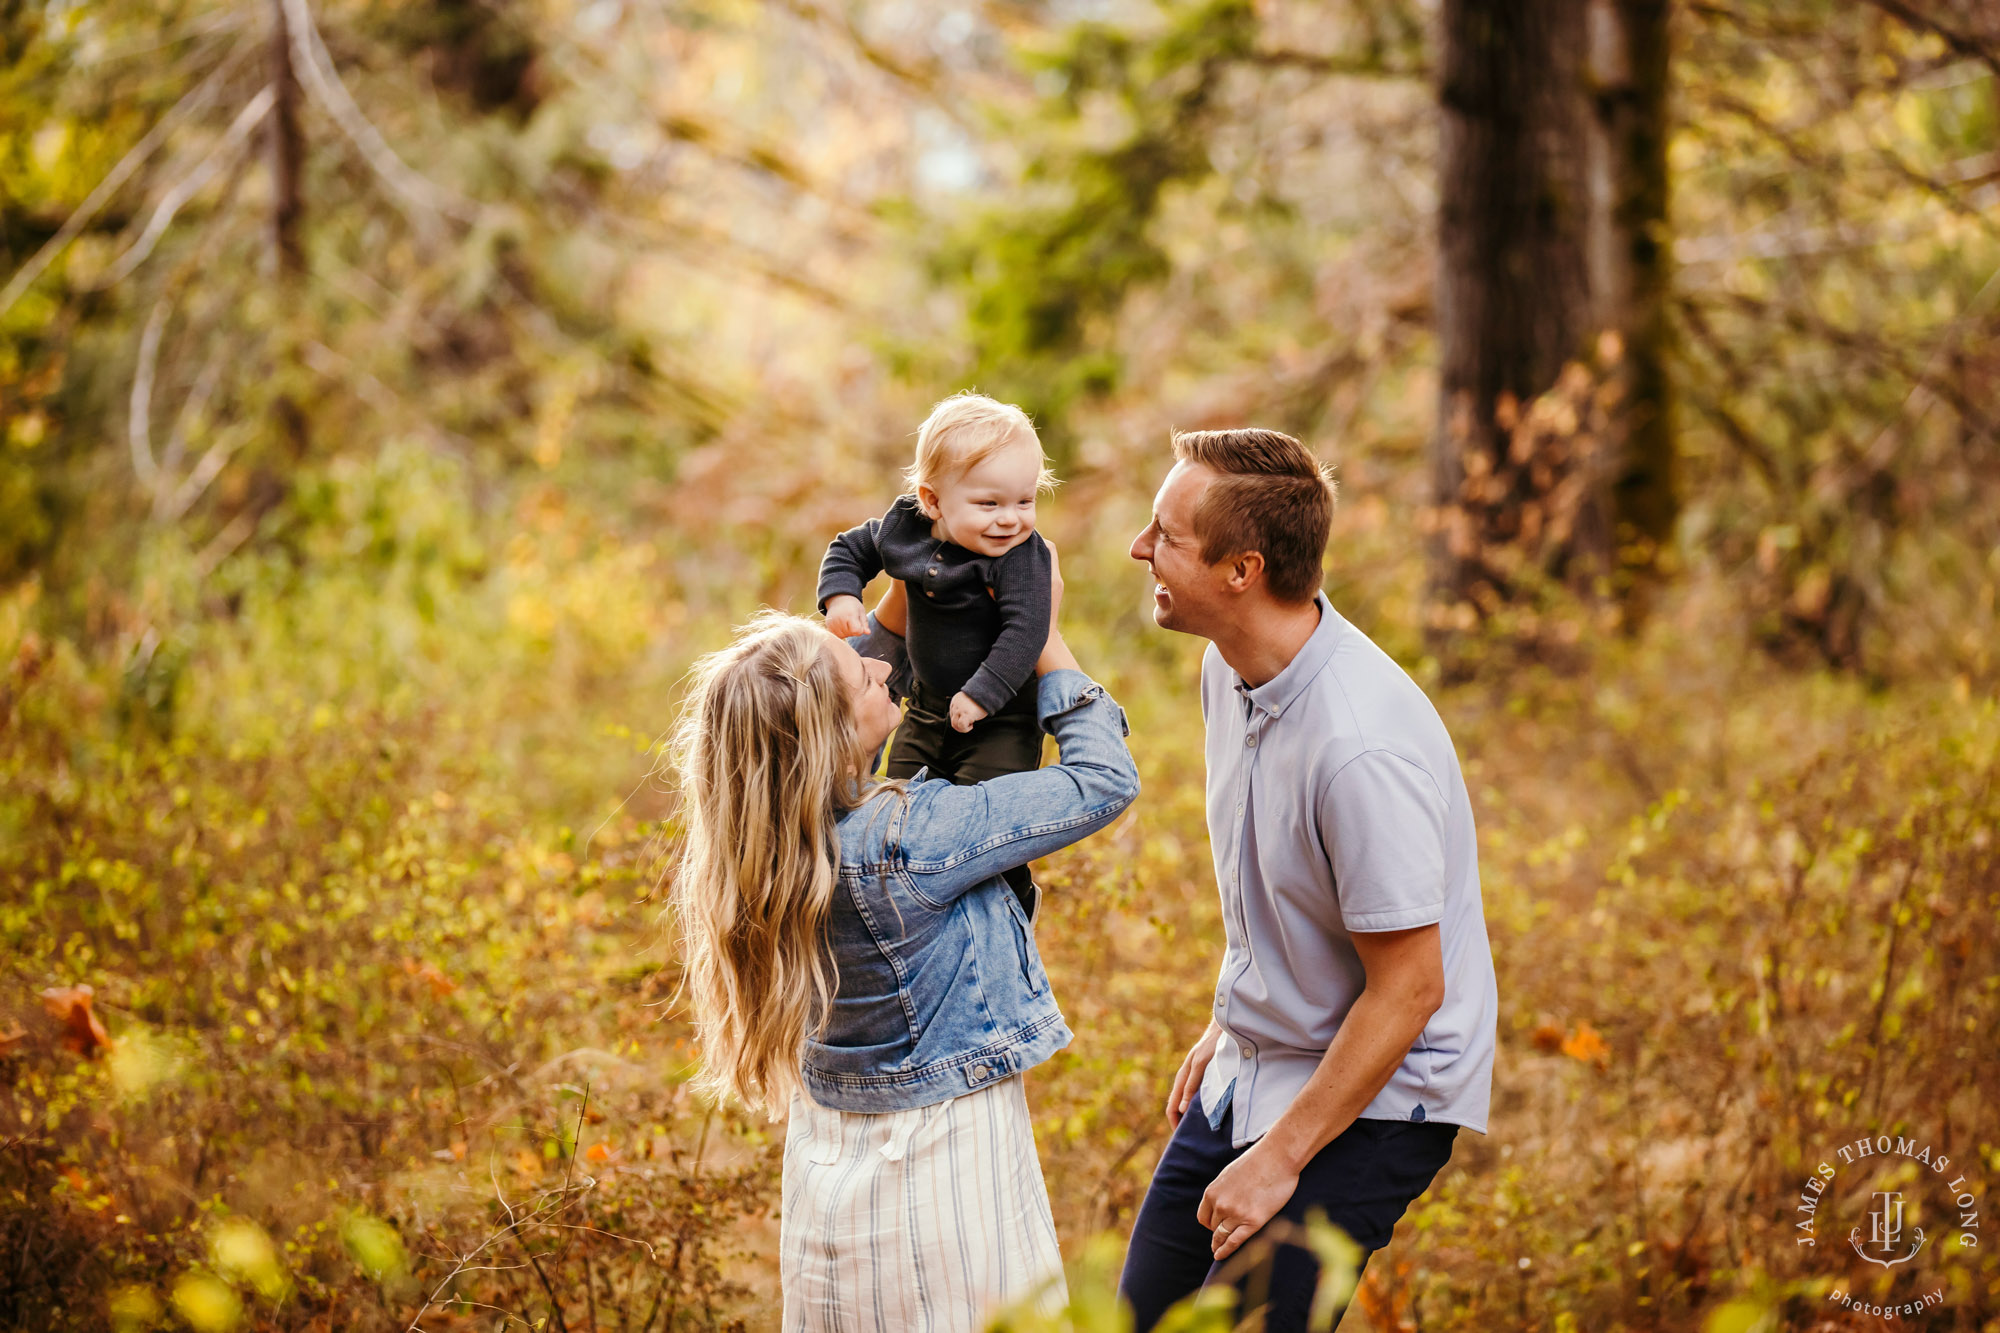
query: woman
[{"left": 669, "top": 577, "right": 1138, "bottom": 1330}]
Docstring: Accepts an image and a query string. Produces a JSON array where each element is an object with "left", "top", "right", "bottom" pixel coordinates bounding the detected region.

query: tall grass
[{"left": 2, "top": 447, "right": 1995, "bottom": 1330}]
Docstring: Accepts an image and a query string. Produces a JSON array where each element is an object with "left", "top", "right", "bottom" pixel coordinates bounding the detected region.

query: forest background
[{"left": 2, "top": 0, "right": 1998, "bottom": 1329}]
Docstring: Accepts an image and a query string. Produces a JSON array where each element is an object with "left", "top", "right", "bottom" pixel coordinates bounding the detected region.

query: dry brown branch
[
  {"left": 127, "top": 299, "right": 172, "bottom": 491},
  {"left": 0, "top": 42, "right": 250, "bottom": 318},
  {"left": 1861, "top": 0, "right": 2000, "bottom": 79},
  {"left": 158, "top": 339, "right": 228, "bottom": 486},
  {"left": 277, "top": 0, "right": 481, "bottom": 228},
  {"left": 1856, "top": 259, "right": 2000, "bottom": 471},
  {"left": 94, "top": 85, "right": 276, "bottom": 290},
  {"left": 192, "top": 512, "right": 257, "bottom": 578}
]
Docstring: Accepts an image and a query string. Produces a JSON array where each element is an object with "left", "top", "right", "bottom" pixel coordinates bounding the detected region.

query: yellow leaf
[
  {"left": 340, "top": 1211, "right": 408, "bottom": 1284},
  {"left": 170, "top": 1273, "right": 241, "bottom": 1333}
]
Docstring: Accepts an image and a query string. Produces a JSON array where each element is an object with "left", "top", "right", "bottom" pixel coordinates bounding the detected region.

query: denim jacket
[{"left": 801, "top": 668, "right": 1139, "bottom": 1113}]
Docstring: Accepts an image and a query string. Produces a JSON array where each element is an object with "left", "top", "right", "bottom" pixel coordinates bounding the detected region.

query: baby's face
[{"left": 925, "top": 438, "right": 1042, "bottom": 557}]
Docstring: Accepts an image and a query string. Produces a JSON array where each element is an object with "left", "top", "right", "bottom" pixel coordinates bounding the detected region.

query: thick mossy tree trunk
[
  {"left": 1589, "top": 0, "right": 1677, "bottom": 600},
  {"left": 1431, "top": 0, "right": 1676, "bottom": 632}
]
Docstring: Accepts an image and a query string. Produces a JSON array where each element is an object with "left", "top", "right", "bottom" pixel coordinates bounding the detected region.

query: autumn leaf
[
  {"left": 402, "top": 960, "right": 457, "bottom": 999},
  {"left": 1561, "top": 1022, "right": 1609, "bottom": 1066},
  {"left": 1529, "top": 1022, "right": 1565, "bottom": 1054},
  {"left": 39, "top": 984, "right": 110, "bottom": 1057},
  {"left": 585, "top": 1141, "right": 614, "bottom": 1163}
]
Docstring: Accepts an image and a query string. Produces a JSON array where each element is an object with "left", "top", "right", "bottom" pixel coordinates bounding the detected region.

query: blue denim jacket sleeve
[{"left": 892, "top": 668, "right": 1138, "bottom": 909}]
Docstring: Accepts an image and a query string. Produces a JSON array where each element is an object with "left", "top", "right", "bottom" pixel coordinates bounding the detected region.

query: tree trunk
[
  {"left": 1431, "top": 0, "right": 1597, "bottom": 625},
  {"left": 267, "top": 0, "right": 308, "bottom": 464},
  {"left": 1430, "top": 0, "right": 1678, "bottom": 631},
  {"left": 1587, "top": 0, "right": 1676, "bottom": 601},
  {"left": 268, "top": 0, "right": 305, "bottom": 284}
]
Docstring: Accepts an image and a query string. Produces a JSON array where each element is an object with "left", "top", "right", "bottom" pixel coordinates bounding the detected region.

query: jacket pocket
[{"left": 1006, "top": 895, "right": 1045, "bottom": 998}]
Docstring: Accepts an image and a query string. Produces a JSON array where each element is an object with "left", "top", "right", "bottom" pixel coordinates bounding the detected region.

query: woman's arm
[
  {"left": 872, "top": 580, "right": 909, "bottom": 637},
  {"left": 892, "top": 671, "right": 1138, "bottom": 908}
]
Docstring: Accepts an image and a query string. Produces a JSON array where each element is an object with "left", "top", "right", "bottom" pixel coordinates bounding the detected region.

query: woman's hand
[
  {"left": 1035, "top": 541, "right": 1079, "bottom": 675},
  {"left": 1167, "top": 1022, "right": 1222, "bottom": 1129}
]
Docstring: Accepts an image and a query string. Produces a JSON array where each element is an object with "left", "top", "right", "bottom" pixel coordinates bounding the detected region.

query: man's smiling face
[{"left": 1129, "top": 460, "right": 1229, "bottom": 637}]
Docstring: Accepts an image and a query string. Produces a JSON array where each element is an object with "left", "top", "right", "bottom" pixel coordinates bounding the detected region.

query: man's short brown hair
[{"left": 1171, "top": 428, "right": 1336, "bottom": 603}]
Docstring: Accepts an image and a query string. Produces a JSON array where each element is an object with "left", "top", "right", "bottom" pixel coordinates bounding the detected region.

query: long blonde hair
[{"left": 668, "top": 611, "right": 877, "bottom": 1115}]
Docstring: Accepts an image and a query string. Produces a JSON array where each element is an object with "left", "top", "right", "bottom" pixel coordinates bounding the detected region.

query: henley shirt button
[
  {"left": 1240, "top": 1045, "right": 1252, "bottom": 1057},
  {"left": 1244, "top": 735, "right": 1256, "bottom": 748}
]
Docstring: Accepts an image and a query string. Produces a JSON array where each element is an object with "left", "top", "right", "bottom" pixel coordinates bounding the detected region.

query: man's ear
[{"left": 1224, "top": 550, "right": 1267, "bottom": 594}]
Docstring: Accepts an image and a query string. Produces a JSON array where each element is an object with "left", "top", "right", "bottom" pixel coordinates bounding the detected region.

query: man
[{"left": 1119, "top": 429, "right": 1498, "bottom": 1331}]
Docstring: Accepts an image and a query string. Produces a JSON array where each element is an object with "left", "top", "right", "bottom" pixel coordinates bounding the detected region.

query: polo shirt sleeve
[{"left": 1319, "top": 749, "right": 1447, "bottom": 932}]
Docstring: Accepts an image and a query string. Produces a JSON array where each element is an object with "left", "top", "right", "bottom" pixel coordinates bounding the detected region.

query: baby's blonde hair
[{"left": 903, "top": 391, "right": 1058, "bottom": 496}]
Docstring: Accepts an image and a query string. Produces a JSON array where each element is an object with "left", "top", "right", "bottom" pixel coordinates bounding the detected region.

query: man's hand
[
  {"left": 1197, "top": 1139, "right": 1301, "bottom": 1261},
  {"left": 1036, "top": 541, "right": 1079, "bottom": 676},
  {"left": 948, "top": 691, "right": 988, "bottom": 733},
  {"left": 1166, "top": 1022, "right": 1221, "bottom": 1129},
  {"left": 824, "top": 594, "right": 868, "bottom": 639}
]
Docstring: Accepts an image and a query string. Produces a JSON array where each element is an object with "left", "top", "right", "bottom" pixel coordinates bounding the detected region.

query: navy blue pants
[{"left": 1118, "top": 1091, "right": 1458, "bottom": 1332}]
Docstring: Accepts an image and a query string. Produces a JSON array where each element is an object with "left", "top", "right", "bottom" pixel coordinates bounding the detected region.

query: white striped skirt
[{"left": 780, "top": 1074, "right": 1068, "bottom": 1331}]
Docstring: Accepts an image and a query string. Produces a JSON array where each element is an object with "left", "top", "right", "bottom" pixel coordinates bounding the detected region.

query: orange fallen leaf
[
  {"left": 1560, "top": 1022, "right": 1609, "bottom": 1065},
  {"left": 584, "top": 1142, "right": 613, "bottom": 1163},
  {"left": 408, "top": 962, "right": 457, "bottom": 999},
  {"left": 39, "top": 985, "right": 110, "bottom": 1058},
  {"left": 1529, "top": 1022, "right": 1565, "bottom": 1054},
  {"left": 449, "top": 1140, "right": 468, "bottom": 1161}
]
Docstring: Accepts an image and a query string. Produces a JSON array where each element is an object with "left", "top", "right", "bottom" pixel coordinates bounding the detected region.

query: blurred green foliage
[{"left": 2, "top": 0, "right": 1998, "bottom": 1329}]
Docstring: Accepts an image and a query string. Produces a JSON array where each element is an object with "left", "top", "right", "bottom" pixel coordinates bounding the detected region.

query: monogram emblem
[{"left": 1849, "top": 1190, "right": 1926, "bottom": 1268}]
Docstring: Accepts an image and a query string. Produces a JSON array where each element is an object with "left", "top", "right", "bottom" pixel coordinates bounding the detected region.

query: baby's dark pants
[{"left": 884, "top": 680, "right": 1044, "bottom": 917}]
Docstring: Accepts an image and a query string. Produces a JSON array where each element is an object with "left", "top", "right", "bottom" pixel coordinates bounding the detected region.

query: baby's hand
[
  {"left": 949, "top": 692, "right": 988, "bottom": 733},
  {"left": 824, "top": 595, "right": 869, "bottom": 639}
]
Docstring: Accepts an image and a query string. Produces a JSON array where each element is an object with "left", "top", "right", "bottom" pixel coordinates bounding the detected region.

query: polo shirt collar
[{"left": 1232, "top": 593, "right": 1344, "bottom": 719}]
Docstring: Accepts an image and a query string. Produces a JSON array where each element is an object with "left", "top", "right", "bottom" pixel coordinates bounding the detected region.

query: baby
[{"left": 818, "top": 392, "right": 1056, "bottom": 913}]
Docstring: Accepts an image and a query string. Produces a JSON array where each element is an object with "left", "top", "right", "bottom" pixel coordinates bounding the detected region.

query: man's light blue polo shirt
[{"left": 1197, "top": 594, "right": 1497, "bottom": 1148}]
